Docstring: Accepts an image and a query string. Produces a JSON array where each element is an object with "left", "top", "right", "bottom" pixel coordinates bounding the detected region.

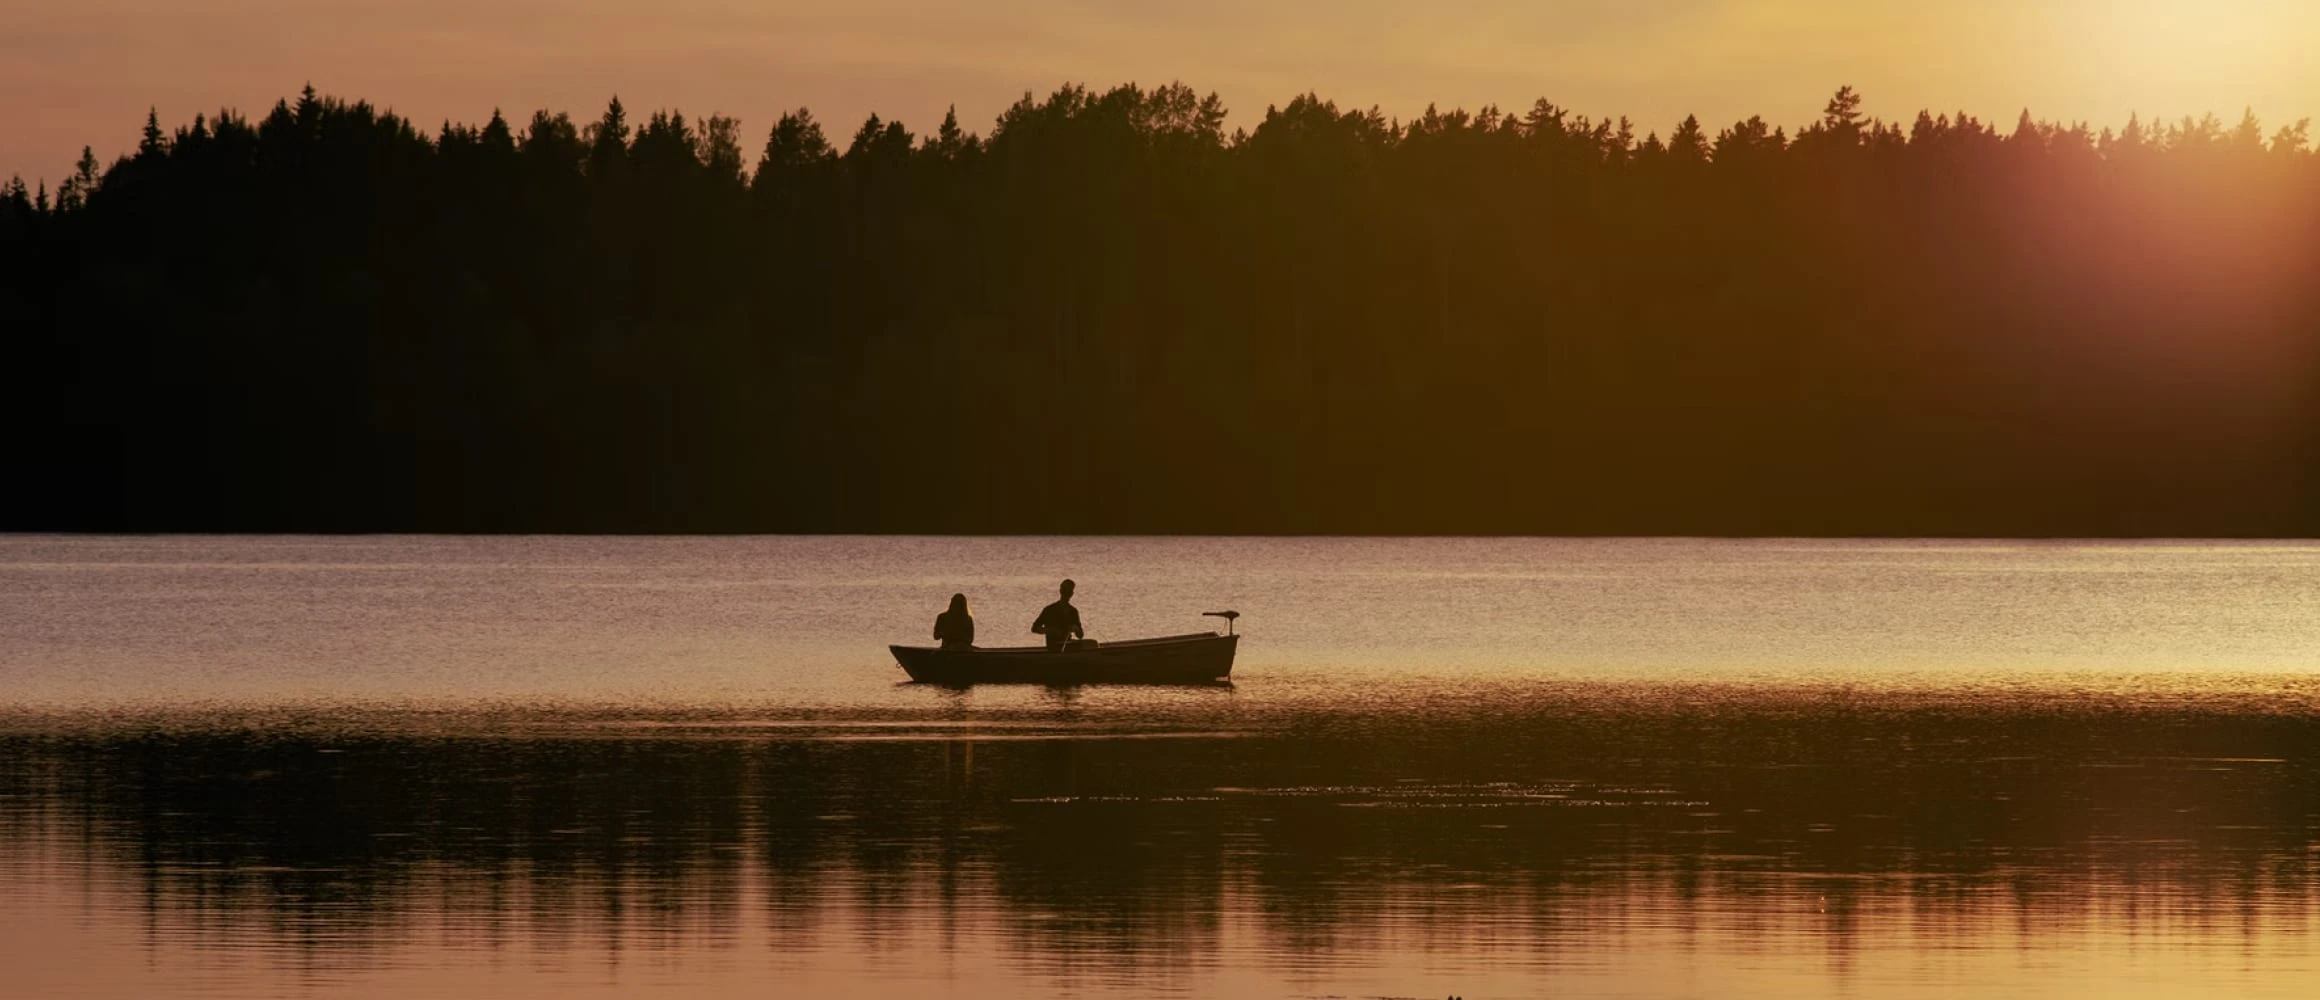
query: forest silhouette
[{"left": 3, "top": 84, "right": 2315, "bottom": 534}]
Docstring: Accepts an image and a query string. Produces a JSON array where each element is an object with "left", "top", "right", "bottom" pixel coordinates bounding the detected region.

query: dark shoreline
[{"left": 9, "top": 85, "right": 2317, "bottom": 545}]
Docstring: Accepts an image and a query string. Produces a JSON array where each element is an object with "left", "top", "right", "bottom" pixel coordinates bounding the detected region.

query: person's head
[
  {"left": 948, "top": 593, "right": 968, "bottom": 615},
  {"left": 1059, "top": 579, "right": 1075, "bottom": 600}
]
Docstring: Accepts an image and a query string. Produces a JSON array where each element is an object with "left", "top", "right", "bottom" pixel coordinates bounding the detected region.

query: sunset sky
[{"left": 8, "top": 0, "right": 2318, "bottom": 182}]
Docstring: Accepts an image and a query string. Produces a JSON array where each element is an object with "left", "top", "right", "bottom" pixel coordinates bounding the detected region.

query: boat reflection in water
[{"left": 4, "top": 683, "right": 2316, "bottom": 999}]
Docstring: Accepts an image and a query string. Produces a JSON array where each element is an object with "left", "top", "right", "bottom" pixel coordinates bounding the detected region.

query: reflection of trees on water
[{"left": 1, "top": 701, "right": 2314, "bottom": 966}]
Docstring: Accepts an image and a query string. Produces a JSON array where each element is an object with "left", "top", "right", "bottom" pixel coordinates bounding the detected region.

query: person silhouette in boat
[
  {"left": 1031, "top": 579, "right": 1084, "bottom": 652},
  {"left": 933, "top": 593, "right": 975, "bottom": 650}
]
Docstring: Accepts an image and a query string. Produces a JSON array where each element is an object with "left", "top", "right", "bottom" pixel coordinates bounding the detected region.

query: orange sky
[{"left": 7, "top": 0, "right": 2318, "bottom": 182}]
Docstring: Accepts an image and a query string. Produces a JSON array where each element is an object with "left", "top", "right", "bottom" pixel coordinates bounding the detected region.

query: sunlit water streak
[{"left": 2, "top": 536, "right": 2318, "bottom": 998}]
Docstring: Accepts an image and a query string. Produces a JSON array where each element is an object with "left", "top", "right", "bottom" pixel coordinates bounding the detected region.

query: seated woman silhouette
[{"left": 933, "top": 593, "right": 975, "bottom": 650}]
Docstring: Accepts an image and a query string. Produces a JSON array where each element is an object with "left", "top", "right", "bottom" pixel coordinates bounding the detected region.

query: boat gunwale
[{"left": 888, "top": 632, "right": 1227, "bottom": 657}]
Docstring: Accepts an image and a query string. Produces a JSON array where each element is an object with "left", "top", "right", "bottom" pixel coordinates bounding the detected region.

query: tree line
[{"left": 3, "top": 84, "right": 2316, "bottom": 533}]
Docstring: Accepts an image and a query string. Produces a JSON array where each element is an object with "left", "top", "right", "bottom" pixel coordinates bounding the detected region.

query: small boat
[{"left": 893, "top": 612, "right": 1240, "bottom": 686}]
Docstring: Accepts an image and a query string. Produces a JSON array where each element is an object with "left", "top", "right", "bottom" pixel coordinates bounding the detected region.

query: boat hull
[{"left": 891, "top": 633, "right": 1237, "bottom": 686}]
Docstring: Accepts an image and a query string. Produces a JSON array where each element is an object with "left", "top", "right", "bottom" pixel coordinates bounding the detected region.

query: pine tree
[
  {"left": 928, "top": 105, "right": 967, "bottom": 159},
  {"left": 139, "top": 108, "right": 167, "bottom": 159},
  {"left": 55, "top": 146, "right": 101, "bottom": 211},
  {"left": 2009, "top": 109, "right": 2042, "bottom": 148},
  {"left": 1822, "top": 85, "right": 1864, "bottom": 138},
  {"left": 847, "top": 114, "right": 886, "bottom": 159},
  {"left": 2229, "top": 108, "right": 2265, "bottom": 152},
  {"left": 2269, "top": 119, "right": 2312, "bottom": 157},
  {"left": 586, "top": 96, "right": 630, "bottom": 176},
  {"left": 695, "top": 114, "right": 745, "bottom": 182},
  {"left": 1669, "top": 114, "right": 1709, "bottom": 163},
  {"left": 481, "top": 109, "right": 514, "bottom": 150},
  {"left": 756, "top": 110, "right": 831, "bottom": 172}
]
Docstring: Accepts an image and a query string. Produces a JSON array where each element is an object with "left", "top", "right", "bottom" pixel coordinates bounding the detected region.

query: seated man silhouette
[{"left": 1030, "top": 579, "right": 1084, "bottom": 652}]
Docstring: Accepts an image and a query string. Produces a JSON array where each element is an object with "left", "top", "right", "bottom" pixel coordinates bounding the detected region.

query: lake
[{"left": 4, "top": 536, "right": 2318, "bottom": 998}]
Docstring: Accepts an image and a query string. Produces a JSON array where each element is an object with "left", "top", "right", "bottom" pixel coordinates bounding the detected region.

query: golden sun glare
[{"left": 2069, "top": 0, "right": 2315, "bottom": 101}]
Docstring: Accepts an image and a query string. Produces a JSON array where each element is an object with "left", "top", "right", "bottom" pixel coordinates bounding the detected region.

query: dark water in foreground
[{"left": 4, "top": 537, "right": 2319, "bottom": 998}]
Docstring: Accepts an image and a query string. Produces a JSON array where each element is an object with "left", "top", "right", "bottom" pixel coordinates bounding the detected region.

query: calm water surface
[{"left": 3, "top": 536, "right": 2318, "bottom": 998}]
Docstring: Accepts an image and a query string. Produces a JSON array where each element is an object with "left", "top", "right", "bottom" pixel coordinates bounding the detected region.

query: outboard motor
[{"left": 1202, "top": 610, "right": 1240, "bottom": 636}]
